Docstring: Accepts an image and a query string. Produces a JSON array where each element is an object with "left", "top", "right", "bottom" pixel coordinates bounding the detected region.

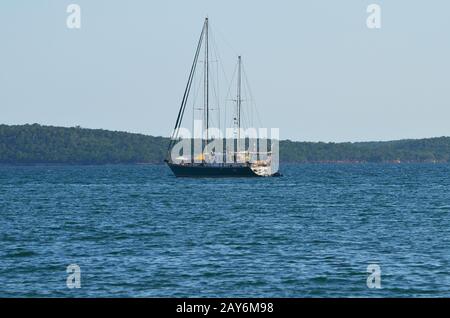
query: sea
[{"left": 1, "top": 163, "right": 450, "bottom": 297}]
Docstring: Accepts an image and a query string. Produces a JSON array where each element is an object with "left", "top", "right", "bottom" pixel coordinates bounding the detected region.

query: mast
[
  {"left": 204, "top": 17, "right": 210, "bottom": 148},
  {"left": 236, "top": 55, "right": 242, "bottom": 162},
  {"left": 166, "top": 19, "right": 206, "bottom": 160},
  {"left": 237, "top": 56, "right": 242, "bottom": 141}
]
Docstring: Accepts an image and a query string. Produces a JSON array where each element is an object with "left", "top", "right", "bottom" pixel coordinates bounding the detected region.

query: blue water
[{"left": 1, "top": 164, "right": 450, "bottom": 297}]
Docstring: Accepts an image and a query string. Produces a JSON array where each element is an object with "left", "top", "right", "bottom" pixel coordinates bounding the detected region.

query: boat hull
[{"left": 167, "top": 163, "right": 260, "bottom": 178}]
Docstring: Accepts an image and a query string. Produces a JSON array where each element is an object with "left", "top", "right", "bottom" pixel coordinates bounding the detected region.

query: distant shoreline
[{"left": 1, "top": 124, "right": 450, "bottom": 164}]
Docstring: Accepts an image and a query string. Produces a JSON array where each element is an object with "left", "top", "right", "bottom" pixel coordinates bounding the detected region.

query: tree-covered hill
[
  {"left": 0, "top": 124, "right": 167, "bottom": 164},
  {"left": 280, "top": 138, "right": 450, "bottom": 163},
  {"left": 1, "top": 124, "right": 450, "bottom": 164}
]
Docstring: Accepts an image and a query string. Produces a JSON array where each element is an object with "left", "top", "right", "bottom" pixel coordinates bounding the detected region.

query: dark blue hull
[{"left": 167, "top": 163, "right": 260, "bottom": 178}]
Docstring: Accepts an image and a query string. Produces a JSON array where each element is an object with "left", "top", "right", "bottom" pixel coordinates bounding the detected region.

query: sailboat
[{"left": 165, "top": 18, "right": 280, "bottom": 177}]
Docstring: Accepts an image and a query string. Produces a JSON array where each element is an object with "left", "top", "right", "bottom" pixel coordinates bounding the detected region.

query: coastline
[{"left": 1, "top": 124, "right": 450, "bottom": 165}]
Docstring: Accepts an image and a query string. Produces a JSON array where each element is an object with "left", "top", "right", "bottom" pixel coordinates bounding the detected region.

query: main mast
[
  {"left": 204, "top": 18, "right": 210, "bottom": 148},
  {"left": 167, "top": 18, "right": 206, "bottom": 160},
  {"left": 236, "top": 55, "right": 242, "bottom": 162}
]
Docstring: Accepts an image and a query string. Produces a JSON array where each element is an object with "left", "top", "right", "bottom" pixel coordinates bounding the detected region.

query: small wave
[{"left": 6, "top": 249, "right": 37, "bottom": 258}]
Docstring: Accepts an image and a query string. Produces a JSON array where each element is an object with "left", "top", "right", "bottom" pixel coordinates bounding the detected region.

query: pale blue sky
[{"left": 1, "top": 0, "right": 449, "bottom": 142}]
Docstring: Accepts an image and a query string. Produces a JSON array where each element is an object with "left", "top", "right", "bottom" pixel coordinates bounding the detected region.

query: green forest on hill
[{"left": 1, "top": 124, "right": 450, "bottom": 164}]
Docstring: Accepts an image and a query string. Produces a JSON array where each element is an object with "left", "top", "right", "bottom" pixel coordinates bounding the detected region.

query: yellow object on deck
[{"left": 195, "top": 154, "right": 205, "bottom": 161}]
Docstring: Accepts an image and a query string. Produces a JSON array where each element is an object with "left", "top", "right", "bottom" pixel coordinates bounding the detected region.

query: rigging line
[
  {"left": 216, "top": 52, "right": 220, "bottom": 133},
  {"left": 210, "top": 27, "right": 221, "bottom": 134},
  {"left": 241, "top": 70, "right": 252, "bottom": 129},
  {"left": 168, "top": 19, "right": 206, "bottom": 153},
  {"left": 240, "top": 88, "right": 250, "bottom": 131},
  {"left": 213, "top": 54, "right": 222, "bottom": 131},
  {"left": 223, "top": 61, "right": 238, "bottom": 132},
  {"left": 191, "top": 60, "right": 203, "bottom": 135},
  {"left": 205, "top": 18, "right": 209, "bottom": 143},
  {"left": 244, "top": 67, "right": 261, "bottom": 128},
  {"left": 209, "top": 22, "right": 230, "bottom": 133},
  {"left": 209, "top": 67, "right": 219, "bottom": 129},
  {"left": 240, "top": 63, "right": 253, "bottom": 128},
  {"left": 242, "top": 63, "right": 263, "bottom": 128},
  {"left": 234, "top": 61, "right": 251, "bottom": 134},
  {"left": 207, "top": 34, "right": 219, "bottom": 130},
  {"left": 192, "top": 60, "right": 204, "bottom": 113},
  {"left": 237, "top": 56, "right": 242, "bottom": 147},
  {"left": 172, "top": 22, "right": 205, "bottom": 137},
  {"left": 212, "top": 22, "right": 239, "bottom": 58}
]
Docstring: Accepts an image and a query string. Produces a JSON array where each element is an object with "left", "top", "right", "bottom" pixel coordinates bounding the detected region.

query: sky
[{"left": 1, "top": 0, "right": 449, "bottom": 142}]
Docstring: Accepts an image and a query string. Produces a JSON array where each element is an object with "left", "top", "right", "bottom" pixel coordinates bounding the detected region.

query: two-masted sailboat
[{"left": 165, "top": 18, "right": 280, "bottom": 177}]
